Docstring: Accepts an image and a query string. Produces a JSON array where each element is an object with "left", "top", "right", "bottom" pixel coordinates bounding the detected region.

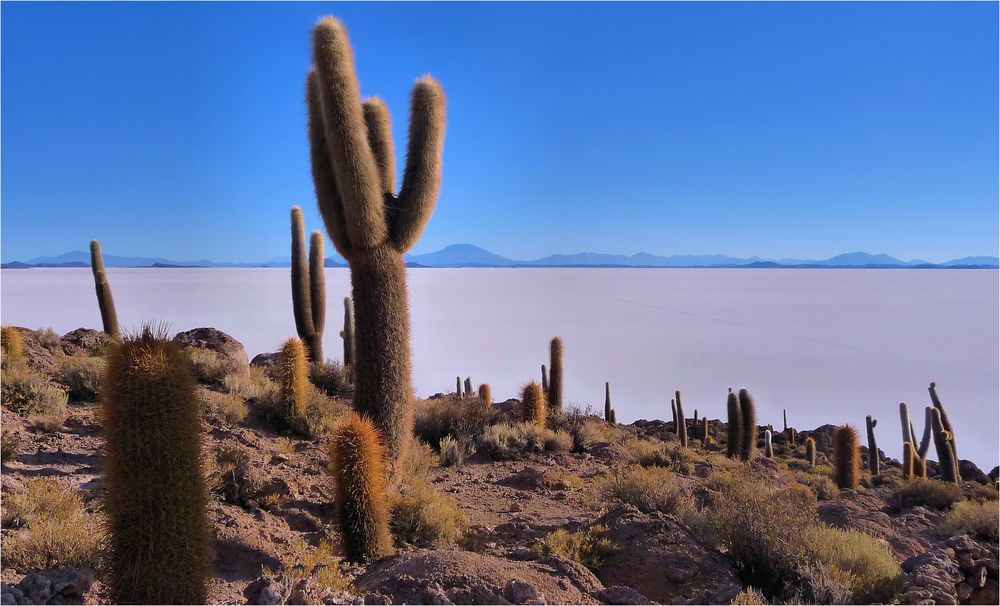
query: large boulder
[
  {"left": 595, "top": 506, "right": 741, "bottom": 605},
  {"left": 0, "top": 568, "right": 95, "bottom": 605},
  {"left": 59, "top": 328, "right": 110, "bottom": 357},
  {"left": 173, "top": 328, "right": 249, "bottom": 375}
]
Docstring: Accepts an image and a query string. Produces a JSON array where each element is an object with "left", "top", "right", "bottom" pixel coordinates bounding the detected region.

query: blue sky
[{"left": 2, "top": 1, "right": 997, "bottom": 263}]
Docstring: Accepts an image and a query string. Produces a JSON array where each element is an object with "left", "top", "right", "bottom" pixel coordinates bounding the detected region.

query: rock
[
  {"left": 8, "top": 327, "right": 59, "bottom": 375},
  {"left": 901, "top": 547, "right": 963, "bottom": 605},
  {"left": 959, "top": 460, "right": 990, "bottom": 485},
  {"left": 59, "top": 328, "right": 109, "bottom": 356},
  {"left": 596, "top": 506, "right": 741, "bottom": 604},
  {"left": 593, "top": 586, "right": 653, "bottom": 605},
  {"left": 244, "top": 576, "right": 287, "bottom": 605},
  {"left": 989, "top": 467, "right": 998, "bottom": 483},
  {"left": 504, "top": 580, "right": 542, "bottom": 604},
  {"left": 173, "top": 327, "right": 249, "bottom": 374},
  {"left": 251, "top": 352, "right": 279, "bottom": 372},
  {"left": 504, "top": 467, "right": 575, "bottom": 491},
  {"left": 0, "top": 568, "right": 95, "bottom": 605}
]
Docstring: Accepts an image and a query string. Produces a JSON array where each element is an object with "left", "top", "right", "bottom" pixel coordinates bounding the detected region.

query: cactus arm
[
  {"left": 899, "top": 402, "right": 912, "bottom": 447},
  {"left": 362, "top": 98, "right": 396, "bottom": 195},
  {"left": 290, "top": 208, "right": 316, "bottom": 341},
  {"left": 342, "top": 296, "right": 354, "bottom": 368},
  {"left": 918, "top": 407, "right": 933, "bottom": 459},
  {"left": 306, "top": 71, "right": 353, "bottom": 257},
  {"left": 312, "top": 18, "right": 387, "bottom": 249},
  {"left": 928, "top": 382, "right": 958, "bottom": 462},
  {"left": 866, "top": 415, "right": 880, "bottom": 476},
  {"left": 310, "top": 231, "right": 327, "bottom": 335},
  {"left": 391, "top": 76, "right": 446, "bottom": 252}
]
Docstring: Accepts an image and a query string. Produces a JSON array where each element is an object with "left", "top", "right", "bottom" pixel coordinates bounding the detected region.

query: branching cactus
[
  {"left": 928, "top": 382, "right": 959, "bottom": 479},
  {"left": 931, "top": 408, "right": 959, "bottom": 483},
  {"left": 290, "top": 207, "right": 327, "bottom": 362},
  {"left": 902, "top": 442, "right": 915, "bottom": 480},
  {"left": 865, "top": 415, "right": 879, "bottom": 476},
  {"left": 548, "top": 337, "right": 563, "bottom": 415},
  {"left": 832, "top": 425, "right": 861, "bottom": 489},
  {"left": 520, "top": 381, "right": 547, "bottom": 427},
  {"left": 764, "top": 430, "right": 773, "bottom": 458},
  {"left": 342, "top": 296, "right": 355, "bottom": 369},
  {"left": 102, "top": 327, "right": 210, "bottom": 603},
  {"left": 478, "top": 383, "right": 492, "bottom": 408},
  {"left": 726, "top": 388, "right": 742, "bottom": 460},
  {"left": 805, "top": 436, "right": 816, "bottom": 467},
  {"left": 604, "top": 382, "right": 612, "bottom": 424},
  {"left": 330, "top": 413, "right": 391, "bottom": 562},
  {"left": 738, "top": 388, "right": 757, "bottom": 461},
  {"left": 307, "top": 17, "right": 445, "bottom": 458},
  {"left": 675, "top": 390, "right": 688, "bottom": 447},
  {"left": 90, "top": 240, "right": 120, "bottom": 338}
]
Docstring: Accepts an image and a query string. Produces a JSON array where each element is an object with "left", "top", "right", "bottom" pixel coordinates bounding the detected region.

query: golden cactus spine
[
  {"left": 102, "top": 327, "right": 210, "bottom": 603},
  {"left": 1, "top": 326, "right": 23, "bottom": 368},
  {"left": 902, "top": 442, "right": 915, "bottom": 480},
  {"left": 804, "top": 436, "right": 816, "bottom": 467},
  {"left": 832, "top": 425, "right": 861, "bottom": 489},
  {"left": 329, "top": 413, "right": 391, "bottom": 562},
  {"left": 931, "top": 407, "right": 959, "bottom": 483},
  {"left": 548, "top": 337, "right": 563, "bottom": 415},
  {"left": 307, "top": 17, "right": 445, "bottom": 458},
  {"left": 726, "top": 388, "right": 742, "bottom": 459},
  {"left": 675, "top": 390, "right": 688, "bottom": 447},
  {"left": 342, "top": 296, "right": 355, "bottom": 369},
  {"left": 478, "top": 383, "right": 492, "bottom": 408},
  {"left": 738, "top": 388, "right": 757, "bottom": 461},
  {"left": 865, "top": 415, "right": 879, "bottom": 476},
  {"left": 277, "top": 338, "right": 309, "bottom": 421},
  {"left": 521, "top": 381, "right": 547, "bottom": 427},
  {"left": 90, "top": 240, "right": 120, "bottom": 338}
]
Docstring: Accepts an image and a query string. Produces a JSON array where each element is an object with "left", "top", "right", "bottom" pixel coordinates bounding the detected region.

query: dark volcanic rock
[
  {"left": 59, "top": 328, "right": 110, "bottom": 356},
  {"left": 173, "top": 327, "right": 249, "bottom": 375}
]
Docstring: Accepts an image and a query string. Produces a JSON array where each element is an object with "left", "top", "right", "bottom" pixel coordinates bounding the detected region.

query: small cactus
[
  {"left": 738, "top": 388, "right": 757, "bottom": 461},
  {"left": 1, "top": 326, "right": 23, "bottom": 368},
  {"left": 764, "top": 430, "right": 773, "bottom": 458},
  {"left": 342, "top": 296, "right": 354, "bottom": 368},
  {"left": 290, "top": 207, "right": 327, "bottom": 362},
  {"left": 277, "top": 338, "right": 309, "bottom": 421},
  {"left": 726, "top": 388, "right": 742, "bottom": 460},
  {"left": 329, "top": 413, "right": 391, "bottom": 562},
  {"left": 604, "top": 382, "right": 612, "bottom": 424},
  {"left": 866, "top": 415, "right": 880, "bottom": 476},
  {"left": 701, "top": 417, "right": 710, "bottom": 447},
  {"left": 90, "top": 240, "right": 120, "bottom": 338},
  {"left": 786, "top": 427, "right": 797, "bottom": 447},
  {"left": 670, "top": 398, "right": 678, "bottom": 428},
  {"left": 902, "top": 442, "right": 915, "bottom": 480},
  {"left": 548, "top": 337, "right": 563, "bottom": 415},
  {"left": 609, "top": 408, "right": 617, "bottom": 425},
  {"left": 521, "top": 381, "right": 547, "bottom": 427},
  {"left": 675, "top": 390, "right": 688, "bottom": 448},
  {"left": 478, "top": 383, "right": 492, "bottom": 408},
  {"left": 931, "top": 408, "right": 959, "bottom": 483},
  {"left": 832, "top": 425, "right": 861, "bottom": 489},
  {"left": 805, "top": 436, "right": 816, "bottom": 467}
]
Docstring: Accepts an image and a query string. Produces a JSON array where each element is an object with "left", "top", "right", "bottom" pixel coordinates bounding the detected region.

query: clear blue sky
[{"left": 2, "top": 1, "right": 997, "bottom": 263}]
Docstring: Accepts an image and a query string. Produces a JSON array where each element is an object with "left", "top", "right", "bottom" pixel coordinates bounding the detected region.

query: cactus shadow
[{"left": 213, "top": 538, "right": 283, "bottom": 582}]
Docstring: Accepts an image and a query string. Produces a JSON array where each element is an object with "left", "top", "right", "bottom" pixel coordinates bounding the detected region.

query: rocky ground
[{"left": 1, "top": 326, "right": 998, "bottom": 605}]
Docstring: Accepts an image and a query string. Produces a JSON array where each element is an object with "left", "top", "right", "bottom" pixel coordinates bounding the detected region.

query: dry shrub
[
  {"left": 940, "top": 500, "right": 999, "bottom": 542},
  {"left": 55, "top": 355, "right": 104, "bottom": 402},
  {"left": 390, "top": 482, "right": 466, "bottom": 547},
  {"left": 533, "top": 525, "right": 616, "bottom": 568},
  {"left": 188, "top": 348, "right": 229, "bottom": 385},
  {"left": 413, "top": 397, "right": 501, "bottom": 448},
  {"left": 35, "top": 327, "right": 62, "bottom": 351},
  {"left": 269, "top": 537, "right": 353, "bottom": 594},
  {"left": 798, "top": 526, "right": 904, "bottom": 603},
  {"left": 222, "top": 366, "right": 270, "bottom": 399},
  {"left": 889, "top": 478, "right": 963, "bottom": 511},
  {"left": 389, "top": 440, "right": 438, "bottom": 494},
  {"left": 1, "top": 364, "right": 68, "bottom": 419},
  {"left": 309, "top": 360, "right": 352, "bottom": 397},
  {"left": 730, "top": 587, "right": 767, "bottom": 605},
  {"left": 210, "top": 446, "right": 285, "bottom": 510},
  {"left": 550, "top": 405, "right": 604, "bottom": 453},
  {"left": 791, "top": 470, "right": 838, "bottom": 501},
  {"left": 477, "top": 422, "right": 573, "bottom": 460},
  {"left": 257, "top": 383, "right": 349, "bottom": 438},
  {"left": 438, "top": 435, "right": 468, "bottom": 467},
  {"left": 598, "top": 465, "right": 692, "bottom": 515},
  {"left": 1, "top": 477, "right": 104, "bottom": 572}
]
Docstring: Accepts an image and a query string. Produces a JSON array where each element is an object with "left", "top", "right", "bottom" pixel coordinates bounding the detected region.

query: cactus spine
[
  {"left": 290, "top": 208, "right": 327, "bottom": 362},
  {"left": 548, "top": 337, "right": 563, "bottom": 415},
  {"left": 928, "top": 382, "right": 959, "bottom": 478},
  {"left": 804, "top": 436, "right": 816, "bottom": 467},
  {"left": 541, "top": 364, "right": 548, "bottom": 394},
  {"left": 330, "top": 413, "right": 391, "bottom": 562},
  {"left": 902, "top": 442, "right": 915, "bottom": 480},
  {"left": 90, "top": 240, "right": 120, "bottom": 338},
  {"left": 342, "top": 296, "right": 354, "bottom": 369},
  {"left": 478, "top": 383, "right": 492, "bottom": 408},
  {"left": 308, "top": 17, "right": 445, "bottom": 458},
  {"left": 521, "top": 381, "right": 547, "bottom": 427},
  {"left": 832, "top": 425, "right": 861, "bottom": 489},
  {"left": 604, "top": 382, "right": 612, "bottom": 423},
  {"left": 738, "top": 388, "right": 757, "bottom": 461},
  {"left": 675, "top": 390, "right": 688, "bottom": 447},
  {"left": 764, "top": 429, "right": 773, "bottom": 458},
  {"left": 277, "top": 338, "right": 309, "bottom": 421},
  {"left": 102, "top": 327, "right": 209, "bottom": 603},
  {"left": 726, "top": 388, "right": 742, "bottom": 460},
  {"left": 865, "top": 415, "right": 879, "bottom": 476},
  {"left": 931, "top": 408, "right": 959, "bottom": 483}
]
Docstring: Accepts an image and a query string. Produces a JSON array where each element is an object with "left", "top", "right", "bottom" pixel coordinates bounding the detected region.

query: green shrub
[
  {"left": 257, "top": 382, "right": 348, "bottom": 438},
  {"left": 799, "top": 525, "right": 904, "bottom": 603},
  {"left": 55, "top": 355, "right": 104, "bottom": 402},
  {"left": 533, "top": 525, "right": 616, "bottom": 568},
  {"left": 889, "top": 478, "right": 964, "bottom": 511},
  {"left": 390, "top": 482, "right": 466, "bottom": 547},
  {"left": 940, "top": 500, "right": 999, "bottom": 542},
  {"left": 598, "top": 465, "right": 692, "bottom": 515},
  {"left": 791, "top": 470, "right": 838, "bottom": 501}
]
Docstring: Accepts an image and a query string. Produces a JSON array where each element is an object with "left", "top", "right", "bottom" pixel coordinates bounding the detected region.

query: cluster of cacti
[
  {"left": 899, "top": 401, "right": 931, "bottom": 478},
  {"left": 804, "top": 436, "right": 816, "bottom": 467},
  {"left": 832, "top": 425, "right": 861, "bottom": 489},
  {"left": 307, "top": 16, "right": 445, "bottom": 458},
  {"left": 341, "top": 296, "right": 354, "bottom": 369},
  {"left": 277, "top": 338, "right": 309, "bottom": 421},
  {"left": 1, "top": 325, "right": 23, "bottom": 368},
  {"left": 764, "top": 429, "right": 773, "bottom": 458},
  {"left": 102, "top": 327, "right": 210, "bottom": 603},
  {"left": 929, "top": 382, "right": 960, "bottom": 481},
  {"left": 675, "top": 390, "right": 688, "bottom": 447},
  {"left": 521, "top": 381, "right": 547, "bottom": 427},
  {"left": 548, "top": 337, "right": 563, "bottom": 415},
  {"left": 290, "top": 206, "right": 327, "bottom": 362},
  {"left": 931, "top": 407, "right": 959, "bottom": 483},
  {"left": 738, "top": 388, "right": 757, "bottom": 461},
  {"left": 90, "top": 240, "right": 120, "bottom": 338},
  {"left": 478, "top": 383, "right": 492, "bottom": 408},
  {"left": 726, "top": 389, "right": 742, "bottom": 459},
  {"left": 865, "top": 415, "right": 880, "bottom": 475},
  {"left": 329, "top": 413, "right": 391, "bottom": 562}
]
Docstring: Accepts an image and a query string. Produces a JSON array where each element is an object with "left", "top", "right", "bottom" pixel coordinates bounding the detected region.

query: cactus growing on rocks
[
  {"left": 738, "top": 388, "right": 757, "bottom": 461},
  {"left": 675, "top": 390, "right": 688, "bottom": 447},
  {"left": 342, "top": 296, "right": 354, "bottom": 369},
  {"left": 478, "top": 383, "right": 492, "bottom": 408},
  {"left": 764, "top": 430, "right": 773, "bottom": 458},
  {"left": 726, "top": 388, "right": 742, "bottom": 460},
  {"left": 604, "top": 382, "right": 612, "bottom": 423},
  {"left": 805, "top": 436, "right": 816, "bottom": 467},
  {"left": 865, "top": 415, "right": 879, "bottom": 476},
  {"left": 901, "top": 402, "right": 933, "bottom": 479},
  {"left": 541, "top": 364, "right": 548, "bottom": 394},
  {"left": 520, "top": 381, "right": 547, "bottom": 427},
  {"left": 902, "top": 442, "right": 915, "bottom": 480},
  {"left": 786, "top": 427, "right": 797, "bottom": 447},
  {"left": 277, "top": 338, "right": 309, "bottom": 422},
  {"left": 701, "top": 417, "right": 710, "bottom": 447},
  {"left": 90, "top": 240, "right": 120, "bottom": 338},
  {"left": 832, "top": 425, "right": 861, "bottom": 489},
  {"left": 928, "top": 382, "right": 959, "bottom": 477},
  {"left": 931, "top": 408, "right": 959, "bottom": 483},
  {"left": 290, "top": 207, "right": 327, "bottom": 362},
  {"left": 307, "top": 16, "right": 445, "bottom": 458},
  {"left": 330, "top": 413, "right": 391, "bottom": 562},
  {"left": 1, "top": 326, "right": 23, "bottom": 368},
  {"left": 102, "top": 327, "right": 210, "bottom": 603},
  {"left": 548, "top": 337, "right": 563, "bottom": 415}
]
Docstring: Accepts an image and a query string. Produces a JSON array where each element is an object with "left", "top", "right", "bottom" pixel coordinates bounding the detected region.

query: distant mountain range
[{"left": 3, "top": 245, "right": 997, "bottom": 269}]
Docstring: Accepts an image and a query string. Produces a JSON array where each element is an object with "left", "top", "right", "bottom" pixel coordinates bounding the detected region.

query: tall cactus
[
  {"left": 764, "top": 429, "right": 773, "bottom": 458},
  {"left": 342, "top": 296, "right": 354, "bottom": 369},
  {"left": 786, "top": 427, "right": 797, "bottom": 447},
  {"left": 902, "top": 402, "right": 933, "bottom": 479},
  {"left": 277, "top": 338, "right": 309, "bottom": 424},
  {"left": 931, "top": 408, "right": 959, "bottom": 483},
  {"left": 832, "top": 425, "right": 861, "bottom": 489},
  {"left": 738, "top": 388, "right": 757, "bottom": 461},
  {"left": 928, "top": 382, "right": 959, "bottom": 478},
  {"left": 307, "top": 17, "right": 445, "bottom": 458},
  {"left": 548, "top": 337, "right": 563, "bottom": 415},
  {"left": 865, "top": 415, "right": 879, "bottom": 476},
  {"left": 604, "top": 382, "right": 612, "bottom": 424},
  {"left": 291, "top": 207, "right": 327, "bottom": 362},
  {"left": 102, "top": 327, "right": 209, "bottom": 603},
  {"left": 783, "top": 409, "right": 788, "bottom": 432},
  {"left": 701, "top": 417, "right": 710, "bottom": 447},
  {"left": 478, "top": 383, "right": 492, "bottom": 408},
  {"left": 675, "top": 390, "right": 688, "bottom": 447},
  {"left": 541, "top": 364, "right": 548, "bottom": 394},
  {"left": 90, "top": 240, "right": 120, "bottom": 338},
  {"left": 902, "top": 442, "right": 915, "bottom": 480},
  {"left": 804, "top": 436, "right": 816, "bottom": 467},
  {"left": 521, "top": 381, "right": 547, "bottom": 427},
  {"left": 456, "top": 376, "right": 462, "bottom": 399},
  {"left": 670, "top": 398, "right": 678, "bottom": 429},
  {"left": 726, "top": 388, "right": 742, "bottom": 460},
  {"left": 464, "top": 377, "right": 473, "bottom": 399},
  {"left": 608, "top": 408, "right": 617, "bottom": 425},
  {"left": 330, "top": 413, "right": 391, "bottom": 562}
]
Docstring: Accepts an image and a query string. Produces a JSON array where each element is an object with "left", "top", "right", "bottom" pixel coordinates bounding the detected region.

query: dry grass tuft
[
  {"left": 889, "top": 478, "right": 964, "bottom": 511},
  {"left": 390, "top": 481, "right": 467, "bottom": 547},
  {"left": 55, "top": 355, "right": 105, "bottom": 402},
  {"left": 597, "top": 465, "right": 692, "bottom": 515},
  {"left": 533, "top": 525, "right": 616, "bottom": 568},
  {"left": 940, "top": 500, "right": 999, "bottom": 542}
]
